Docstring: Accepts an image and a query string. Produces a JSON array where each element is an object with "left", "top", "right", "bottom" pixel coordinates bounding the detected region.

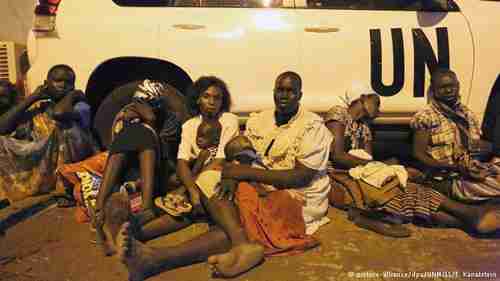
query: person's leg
[
  {"left": 104, "top": 192, "right": 231, "bottom": 281},
  {"left": 116, "top": 223, "right": 231, "bottom": 281},
  {"left": 134, "top": 149, "right": 157, "bottom": 226},
  {"left": 96, "top": 152, "right": 128, "bottom": 256},
  {"left": 434, "top": 198, "right": 500, "bottom": 234},
  {"left": 138, "top": 149, "right": 156, "bottom": 211},
  {"left": 430, "top": 211, "right": 463, "bottom": 228},
  {"left": 202, "top": 195, "right": 264, "bottom": 278},
  {"left": 96, "top": 153, "right": 128, "bottom": 212},
  {"left": 203, "top": 196, "right": 247, "bottom": 245},
  {"left": 136, "top": 214, "right": 192, "bottom": 242}
]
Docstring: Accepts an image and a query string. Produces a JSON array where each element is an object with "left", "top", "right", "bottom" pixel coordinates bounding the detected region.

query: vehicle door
[
  {"left": 154, "top": 0, "right": 300, "bottom": 114},
  {"left": 294, "top": 0, "right": 473, "bottom": 122}
]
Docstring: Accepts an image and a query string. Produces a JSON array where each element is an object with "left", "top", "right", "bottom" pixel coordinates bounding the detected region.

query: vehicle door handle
[
  {"left": 172, "top": 24, "right": 206, "bottom": 30},
  {"left": 304, "top": 27, "right": 340, "bottom": 33}
]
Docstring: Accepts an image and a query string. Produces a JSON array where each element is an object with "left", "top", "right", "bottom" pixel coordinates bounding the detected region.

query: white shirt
[
  {"left": 245, "top": 106, "right": 333, "bottom": 234},
  {"left": 177, "top": 112, "right": 239, "bottom": 161}
]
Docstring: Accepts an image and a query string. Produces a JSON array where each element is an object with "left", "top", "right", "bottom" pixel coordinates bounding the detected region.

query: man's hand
[
  {"left": 254, "top": 184, "right": 269, "bottom": 197},
  {"left": 466, "top": 167, "right": 488, "bottom": 182},
  {"left": 221, "top": 162, "right": 239, "bottom": 179},
  {"left": 216, "top": 178, "right": 239, "bottom": 201},
  {"left": 68, "top": 90, "right": 86, "bottom": 104},
  {"left": 31, "top": 83, "right": 52, "bottom": 102}
]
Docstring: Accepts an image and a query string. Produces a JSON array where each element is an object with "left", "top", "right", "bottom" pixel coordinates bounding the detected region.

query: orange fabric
[
  {"left": 58, "top": 152, "right": 108, "bottom": 223},
  {"left": 236, "top": 182, "right": 319, "bottom": 256}
]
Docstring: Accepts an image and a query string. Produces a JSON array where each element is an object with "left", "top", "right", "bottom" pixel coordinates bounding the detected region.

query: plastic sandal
[{"left": 154, "top": 193, "right": 192, "bottom": 217}]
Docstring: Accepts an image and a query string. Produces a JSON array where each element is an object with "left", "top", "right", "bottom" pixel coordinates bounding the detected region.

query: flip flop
[{"left": 154, "top": 194, "right": 192, "bottom": 217}]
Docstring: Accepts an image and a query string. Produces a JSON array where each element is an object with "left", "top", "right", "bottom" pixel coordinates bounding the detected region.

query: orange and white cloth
[
  {"left": 236, "top": 181, "right": 320, "bottom": 256},
  {"left": 245, "top": 106, "right": 333, "bottom": 235}
]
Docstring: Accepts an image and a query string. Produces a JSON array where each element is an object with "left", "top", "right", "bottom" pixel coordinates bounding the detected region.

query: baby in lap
[{"left": 156, "top": 120, "right": 222, "bottom": 216}]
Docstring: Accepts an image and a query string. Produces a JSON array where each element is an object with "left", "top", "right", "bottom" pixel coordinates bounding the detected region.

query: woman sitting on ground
[
  {"left": 0, "top": 65, "right": 98, "bottom": 203},
  {"left": 326, "top": 82, "right": 500, "bottom": 237},
  {"left": 96, "top": 76, "right": 264, "bottom": 281}
]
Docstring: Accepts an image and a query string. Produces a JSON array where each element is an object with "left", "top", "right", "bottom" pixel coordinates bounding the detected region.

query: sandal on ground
[
  {"left": 154, "top": 193, "right": 192, "bottom": 217},
  {"left": 348, "top": 208, "right": 411, "bottom": 238}
]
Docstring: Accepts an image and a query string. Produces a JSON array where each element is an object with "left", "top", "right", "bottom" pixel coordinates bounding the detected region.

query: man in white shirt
[{"left": 210, "top": 71, "right": 333, "bottom": 268}]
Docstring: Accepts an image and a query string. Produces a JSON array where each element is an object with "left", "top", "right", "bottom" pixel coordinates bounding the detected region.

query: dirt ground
[{"left": 1, "top": 205, "right": 499, "bottom": 281}]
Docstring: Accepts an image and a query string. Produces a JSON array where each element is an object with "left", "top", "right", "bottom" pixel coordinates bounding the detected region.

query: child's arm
[{"left": 191, "top": 149, "right": 211, "bottom": 175}]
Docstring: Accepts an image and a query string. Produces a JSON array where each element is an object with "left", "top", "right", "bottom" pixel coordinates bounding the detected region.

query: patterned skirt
[{"left": 380, "top": 183, "right": 445, "bottom": 224}]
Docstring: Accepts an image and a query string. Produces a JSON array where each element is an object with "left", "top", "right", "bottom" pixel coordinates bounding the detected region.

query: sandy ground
[{"left": 1, "top": 205, "right": 500, "bottom": 281}]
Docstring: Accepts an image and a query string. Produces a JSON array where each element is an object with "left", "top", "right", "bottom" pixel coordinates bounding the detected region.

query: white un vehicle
[{"left": 26, "top": 0, "right": 500, "bottom": 125}]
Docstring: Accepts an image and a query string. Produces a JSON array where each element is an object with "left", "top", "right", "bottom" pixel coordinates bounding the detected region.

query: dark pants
[{"left": 482, "top": 75, "right": 500, "bottom": 158}]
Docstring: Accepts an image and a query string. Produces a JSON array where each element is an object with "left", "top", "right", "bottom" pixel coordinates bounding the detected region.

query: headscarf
[
  {"left": 133, "top": 79, "right": 165, "bottom": 109},
  {"left": 339, "top": 81, "right": 376, "bottom": 107}
]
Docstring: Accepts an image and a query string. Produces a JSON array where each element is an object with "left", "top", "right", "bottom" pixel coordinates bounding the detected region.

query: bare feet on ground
[
  {"left": 116, "top": 222, "right": 156, "bottom": 281},
  {"left": 474, "top": 203, "right": 500, "bottom": 234},
  {"left": 207, "top": 243, "right": 264, "bottom": 278},
  {"left": 102, "top": 192, "right": 131, "bottom": 255}
]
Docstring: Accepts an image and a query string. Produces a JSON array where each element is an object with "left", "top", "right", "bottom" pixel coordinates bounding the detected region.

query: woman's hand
[
  {"left": 187, "top": 187, "right": 201, "bottom": 205},
  {"left": 198, "top": 149, "right": 212, "bottom": 162},
  {"left": 187, "top": 187, "right": 205, "bottom": 217}
]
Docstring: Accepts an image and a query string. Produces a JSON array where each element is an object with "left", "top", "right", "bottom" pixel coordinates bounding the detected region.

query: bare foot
[
  {"left": 207, "top": 243, "right": 264, "bottom": 278},
  {"left": 475, "top": 205, "right": 500, "bottom": 234},
  {"left": 101, "top": 192, "right": 132, "bottom": 256},
  {"left": 104, "top": 193, "right": 132, "bottom": 241},
  {"left": 116, "top": 222, "right": 156, "bottom": 281}
]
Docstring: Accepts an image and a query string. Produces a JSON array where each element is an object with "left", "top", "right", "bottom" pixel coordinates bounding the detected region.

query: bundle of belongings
[
  {"left": 58, "top": 154, "right": 144, "bottom": 224},
  {"left": 329, "top": 159, "right": 412, "bottom": 238},
  {"left": 348, "top": 161, "right": 408, "bottom": 208}
]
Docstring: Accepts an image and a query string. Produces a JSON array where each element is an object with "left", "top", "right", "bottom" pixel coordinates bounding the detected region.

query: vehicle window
[
  {"left": 304, "top": 0, "right": 460, "bottom": 11},
  {"left": 113, "top": 0, "right": 287, "bottom": 7}
]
